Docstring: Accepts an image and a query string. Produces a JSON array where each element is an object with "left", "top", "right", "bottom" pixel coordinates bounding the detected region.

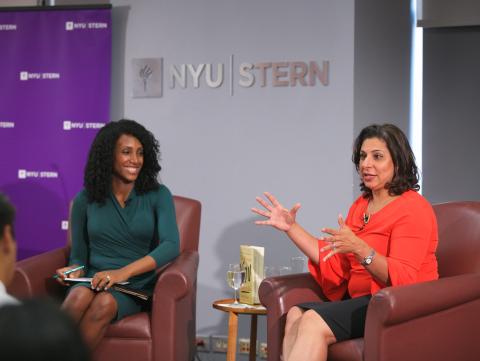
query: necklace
[{"left": 363, "top": 212, "right": 371, "bottom": 225}]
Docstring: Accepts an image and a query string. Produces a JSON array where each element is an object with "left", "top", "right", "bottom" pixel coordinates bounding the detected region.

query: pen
[{"left": 52, "top": 265, "right": 85, "bottom": 279}]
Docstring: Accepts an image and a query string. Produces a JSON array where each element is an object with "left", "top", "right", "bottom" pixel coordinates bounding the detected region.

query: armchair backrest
[
  {"left": 433, "top": 201, "right": 480, "bottom": 278},
  {"left": 173, "top": 195, "right": 201, "bottom": 252},
  {"left": 67, "top": 194, "right": 202, "bottom": 253}
]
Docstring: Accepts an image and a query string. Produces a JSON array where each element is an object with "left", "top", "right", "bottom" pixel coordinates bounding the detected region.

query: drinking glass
[
  {"left": 264, "top": 266, "right": 279, "bottom": 278},
  {"left": 279, "top": 266, "right": 292, "bottom": 275},
  {"left": 227, "top": 264, "right": 246, "bottom": 304},
  {"left": 291, "top": 256, "right": 307, "bottom": 273}
]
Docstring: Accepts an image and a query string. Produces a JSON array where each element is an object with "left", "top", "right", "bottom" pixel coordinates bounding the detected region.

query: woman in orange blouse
[{"left": 252, "top": 124, "right": 438, "bottom": 361}]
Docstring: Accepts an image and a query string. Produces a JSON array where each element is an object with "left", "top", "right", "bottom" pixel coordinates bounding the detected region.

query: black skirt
[{"left": 297, "top": 295, "right": 372, "bottom": 342}]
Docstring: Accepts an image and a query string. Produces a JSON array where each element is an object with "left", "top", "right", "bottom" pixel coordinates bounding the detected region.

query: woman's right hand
[
  {"left": 251, "top": 192, "right": 301, "bottom": 232},
  {"left": 54, "top": 265, "right": 84, "bottom": 286}
]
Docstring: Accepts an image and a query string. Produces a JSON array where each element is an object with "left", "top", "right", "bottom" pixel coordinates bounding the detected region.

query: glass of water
[
  {"left": 291, "top": 256, "right": 307, "bottom": 274},
  {"left": 227, "top": 264, "right": 246, "bottom": 304}
]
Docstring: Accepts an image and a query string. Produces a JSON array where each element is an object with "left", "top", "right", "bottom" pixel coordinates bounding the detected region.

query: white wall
[{"left": 110, "top": 0, "right": 355, "bottom": 344}]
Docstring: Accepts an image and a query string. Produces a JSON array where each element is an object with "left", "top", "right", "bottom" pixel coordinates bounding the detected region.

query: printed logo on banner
[
  {"left": 65, "top": 21, "right": 108, "bottom": 31},
  {"left": 20, "top": 71, "right": 60, "bottom": 81},
  {"left": 61, "top": 220, "right": 69, "bottom": 231},
  {"left": 0, "top": 24, "right": 17, "bottom": 31},
  {"left": 17, "top": 169, "right": 59, "bottom": 180},
  {"left": 5, "top": 8, "right": 112, "bottom": 260},
  {"left": 0, "top": 121, "right": 15, "bottom": 129},
  {"left": 63, "top": 120, "right": 105, "bottom": 130}
]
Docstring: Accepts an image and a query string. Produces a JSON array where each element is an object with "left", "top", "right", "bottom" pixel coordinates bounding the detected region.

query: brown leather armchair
[
  {"left": 259, "top": 201, "right": 480, "bottom": 361},
  {"left": 8, "top": 195, "right": 201, "bottom": 361}
]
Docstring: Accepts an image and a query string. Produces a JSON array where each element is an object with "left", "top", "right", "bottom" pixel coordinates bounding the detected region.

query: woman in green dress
[{"left": 54, "top": 119, "right": 180, "bottom": 349}]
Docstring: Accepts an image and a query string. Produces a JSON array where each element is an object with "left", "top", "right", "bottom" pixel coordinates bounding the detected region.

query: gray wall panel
[
  {"left": 423, "top": 27, "right": 480, "bottom": 203},
  {"left": 354, "top": 0, "right": 412, "bottom": 197}
]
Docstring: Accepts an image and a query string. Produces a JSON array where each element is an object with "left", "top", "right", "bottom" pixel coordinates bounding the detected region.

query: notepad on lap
[{"left": 64, "top": 277, "right": 129, "bottom": 285}]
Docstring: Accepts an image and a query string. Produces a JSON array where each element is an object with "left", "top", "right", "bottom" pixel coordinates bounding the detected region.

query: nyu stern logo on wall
[
  {"left": 170, "top": 60, "right": 329, "bottom": 89},
  {"left": 65, "top": 21, "right": 108, "bottom": 31},
  {"left": 132, "top": 57, "right": 330, "bottom": 98}
]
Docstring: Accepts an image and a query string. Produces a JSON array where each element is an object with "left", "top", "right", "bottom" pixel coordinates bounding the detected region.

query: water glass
[
  {"left": 291, "top": 256, "right": 307, "bottom": 273},
  {"left": 278, "top": 266, "right": 292, "bottom": 275},
  {"left": 227, "top": 264, "right": 246, "bottom": 304},
  {"left": 264, "top": 266, "right": 279, "bottom": 278}
]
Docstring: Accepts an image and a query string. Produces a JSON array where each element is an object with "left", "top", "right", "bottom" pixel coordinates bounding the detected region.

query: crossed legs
[
  {"left": 283, "top": 306, "right": 337, "bottom": 361},
  {"left": 62, "top": 286, "right": 118, "bottom": 349}
]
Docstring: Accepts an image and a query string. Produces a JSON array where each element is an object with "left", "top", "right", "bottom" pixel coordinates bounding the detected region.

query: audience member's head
[
  {"left": 0, "top": 193, "right": 16, "bottom": 287},
  {"left": 0, "top": 298, "right": 90, "bottom": 361}
]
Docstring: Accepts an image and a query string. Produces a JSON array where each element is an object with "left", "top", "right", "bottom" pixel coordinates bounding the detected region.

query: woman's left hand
[
  {"left": 91, "top": 269, "right": 129, "bottom": 291},
  {"left": 320, "top": 215, "right": 368, "bottom": 261}
]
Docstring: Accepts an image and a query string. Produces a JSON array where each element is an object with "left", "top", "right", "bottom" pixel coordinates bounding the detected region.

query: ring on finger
[
  {"left": 332, "top": 242, "right": 337, "bottom": 250},
  {"left": 106, "top": 275, "right": 111, "bottom": 282}
]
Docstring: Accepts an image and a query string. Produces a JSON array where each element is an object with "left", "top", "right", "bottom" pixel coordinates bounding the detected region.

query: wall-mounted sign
[
  {"left": 131, "top": 55, "right": 329, "bottom": 97},
  {"left": 131, "top": 58, "right": 163, "bottom": 98}
]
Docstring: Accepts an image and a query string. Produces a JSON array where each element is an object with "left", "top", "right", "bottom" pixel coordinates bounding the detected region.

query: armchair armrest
[
  {"left": 259, "top": 273, "right": 326, "bottom": 361},
  {"left": 153, "top": 250, "right": 199, "bottom": 302},
  {"left": 365, "top": 273, "right": 480, "bottom": 361},
  {"left": 8, "top": 246, "right": 69, "bottom": 299},
  {"left": 151, "top": 250, "right": 199, "bottom": 361},
  {"left": 259, "top": 273, "right": 326, "bottom": 315}
]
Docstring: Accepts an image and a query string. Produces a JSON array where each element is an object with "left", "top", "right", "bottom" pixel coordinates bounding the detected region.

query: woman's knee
[
  {"left": 63, "top": 287, "right": 95, "bottom": 316},
  {"left": 85, "top": 293, "right": 118, "bottom": 323},
  {"left": 298, "top": 310, "right": 336, "bottom": 344},
  {"left": 285, "top": 306, "right": 304, "bottom": 333}
]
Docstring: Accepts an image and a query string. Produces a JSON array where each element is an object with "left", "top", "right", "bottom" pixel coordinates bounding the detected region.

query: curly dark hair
[
  {"left": 84, "top": 119, "right": 161, "bottom": 203},
  {"left": 352, "top": 123, "right": 419, "bottom": 199}
]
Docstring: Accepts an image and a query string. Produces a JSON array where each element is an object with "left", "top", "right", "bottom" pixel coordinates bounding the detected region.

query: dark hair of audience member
[
  {"left": 0, "top": 193, "right": 15, "bottom": 238},
  {"left": 0, "top": 298, "right": 90, "bottom": 361}
]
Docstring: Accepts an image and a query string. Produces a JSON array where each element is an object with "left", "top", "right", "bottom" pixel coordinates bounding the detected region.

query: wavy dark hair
[
  {"left": 352, "top": 123, "right": 419, "bottom": 199},
  {"left": 84, "top": 119, "right": 161, "bottom": 203}
]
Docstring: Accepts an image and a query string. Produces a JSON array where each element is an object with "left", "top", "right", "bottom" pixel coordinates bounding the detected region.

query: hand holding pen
[{"left": 54, "top": 265, "right": 85, "bottom": 285}]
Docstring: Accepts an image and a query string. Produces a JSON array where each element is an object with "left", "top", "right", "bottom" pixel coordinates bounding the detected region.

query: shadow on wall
[
  {"left": 2, "top": 181, "right": 67, "bottom": 260},
  {"left": 196, "top": 282, "right": 230, "bottom": 335},
  {"left": 216, "top": 216, "right": 301, "bottom": 275}
]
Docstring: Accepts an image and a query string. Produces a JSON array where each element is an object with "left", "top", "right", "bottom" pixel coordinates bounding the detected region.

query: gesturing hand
[
  {"left": 320, "top": 214, "right": 366, "bottom": 261},
  {"left": 251, "top": 192, "right": 301, "bottom": 232}
]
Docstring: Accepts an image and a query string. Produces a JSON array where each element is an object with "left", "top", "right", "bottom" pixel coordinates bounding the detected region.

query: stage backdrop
[{"left": 0, "top": 5, "right": 111, "bottom": 259}]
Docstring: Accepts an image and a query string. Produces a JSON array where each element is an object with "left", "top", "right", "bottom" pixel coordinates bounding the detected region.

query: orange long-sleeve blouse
[{"left": 308, "top": 190, "right": 439, "bottom": 300}]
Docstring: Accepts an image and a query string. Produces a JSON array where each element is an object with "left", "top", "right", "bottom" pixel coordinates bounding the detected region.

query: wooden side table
[{"left": 212, "top": 298, "right": 267, "bottom": 361}]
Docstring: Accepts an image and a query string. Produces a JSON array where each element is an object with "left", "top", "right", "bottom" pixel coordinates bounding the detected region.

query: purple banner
[{"left": 0, "top": 7, "right": 111, "bottom": 259}]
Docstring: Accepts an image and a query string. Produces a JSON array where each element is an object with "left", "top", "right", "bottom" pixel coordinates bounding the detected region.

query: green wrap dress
[{"left": 69, "top": 184, "right": 180, "bottom": 320}]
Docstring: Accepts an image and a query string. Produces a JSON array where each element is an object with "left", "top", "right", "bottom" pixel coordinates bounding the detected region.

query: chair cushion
[
  {"left": 104, "top": 312, "right": 151, "bottom": 339},
  {"left": 328, "top": 338, "right": 364, "bottom": 361}
]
